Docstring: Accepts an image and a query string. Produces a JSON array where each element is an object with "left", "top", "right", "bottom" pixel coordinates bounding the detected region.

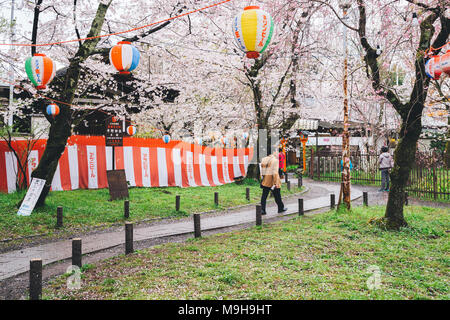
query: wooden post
[
  {"left": 29, "top": 259, "right": 42, "bottom": 300},
  {"left": 285, "top": 173, "right": 289, "bottom": 184},
  {"left": 72, "top": 238, "right": 82, "bottom": 268},
  {"left": 176, "top": 195, "right": 181, "bottom": 211},
  {"left": 124, "top": 200, "right": 129, "bottom": 219},
  {"left": 256, "top": 205, "right": 262, "bottom": 226},
  {"left": 287, "top": 181, "right": 291, "bottom": 191},
  {"left": 298, "top": 174, "right": 302, "bottom": 188},
  {"left": 298, "top": 199, "right": 304, "bottom": 216},
  {"left": 363, "top": 192, "right": 368, "bottom": 206},
  {"left": 405, "top": 192, "right": 409, "bottom": 206},
  {"left": 330, "top": 194, "right": 335, "bottom": 209},
  {"left": 125, "top": 222, "right": 133, "bottom": 255},
  {"left": 193, "top": 214, "right": 201, "bottom": 238},
  {"left": 214, "top": 192, "right": 219, "bottom": 206},
  {"left": 246, "top": 188, "right": 250, "bottom": 201},
  {"left": 56, "top": 206, "right": 63, "bottom": 228}
]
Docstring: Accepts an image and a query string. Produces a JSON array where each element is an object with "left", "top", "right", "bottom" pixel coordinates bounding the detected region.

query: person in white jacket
[{"left": 379, "top": 146, "right": 394, "bottom": 192}]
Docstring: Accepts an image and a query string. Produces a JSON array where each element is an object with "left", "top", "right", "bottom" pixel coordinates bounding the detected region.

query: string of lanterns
[{"left": 21, "top": 5, "right": 276, "bottom": 139}]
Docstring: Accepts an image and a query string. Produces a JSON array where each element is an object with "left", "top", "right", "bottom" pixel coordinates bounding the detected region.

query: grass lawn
[
  {"left": 43, "top": 205, "right": 449, "bottom": 300},
  {"left": 0, "top": 179, "right": 303, "bottom": 241}
]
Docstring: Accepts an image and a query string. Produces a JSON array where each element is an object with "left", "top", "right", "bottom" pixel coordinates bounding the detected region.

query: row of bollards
[{"left": 36, "top": 179, "right": 308, "bottom": 299}]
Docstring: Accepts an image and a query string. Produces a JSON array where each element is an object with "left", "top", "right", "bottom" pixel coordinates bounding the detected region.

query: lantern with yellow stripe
[
  {"left": 232, "top": 6, "right": 275, "bottom": 59},
  {"left": 109, "top": 41, "right": 140, "bottom": 74},
  {"left": 25, "top": 53, "right": 56, "bottom": 90},
  {"left": 126, "top": 125, "right": 137, "bottom": 136},
  {"left": 46, "top": 104, "right": 59, "bottom": 118}
]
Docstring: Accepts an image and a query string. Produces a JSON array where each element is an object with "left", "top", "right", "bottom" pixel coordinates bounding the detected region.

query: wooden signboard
[{"left": 107, "top": 170, "right": 129, "bottom": 200}]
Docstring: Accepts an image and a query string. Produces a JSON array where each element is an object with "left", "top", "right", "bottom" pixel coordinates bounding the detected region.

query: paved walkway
[{"left": 0, "top": 180, "right": 363, "bottom": 281}]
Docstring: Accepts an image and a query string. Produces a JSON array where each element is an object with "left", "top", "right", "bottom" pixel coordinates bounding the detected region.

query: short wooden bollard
[
  {"left": 287, "top": 181, "right": 291, "bottom": 191},
  {"left": 330, "top": 194, "right": 336, "bottom": 209},
  {"left": 298, "top": 175, "right": 303, "bottom": 188},
  {"left": 363, "top": 192, "right": 368, "bottom": 206},
  {"left": 176, "top": 195, "right": 181, "bottom": 211},
  {"left": 285, "top": 173, "right": 289, "bottom": 183},
  {"left": 193, "top": 214, "right": 201, "bottom": 238},
  {"left": 246, "top": 188, "right": 250, "bottom": 201},
  {"left": 214, "top": 192, "right": 219, "bottom": 206},
  {"left": 124, "top": 200, "right": 130, "bottom": 219},
  {"left": 56, "top": 206, "right": 63, "bottom": 228},
  {"left": 125, "top": 222, "right": 133, "bottom": 255},
  {"left": 298, "top": 199, "right": 304, "bottom": 216},
  {"left": 72, "top": 238, "right": 82, "bottom": 268},
  {"left": 256, "top": 205, "right": 262, "bottom": 226},
  {"left": 29, "top": 259, "right": 42, "bottom": 300},
  {"left": 405, "top": 192, "right": 409, "bottom": 206}
]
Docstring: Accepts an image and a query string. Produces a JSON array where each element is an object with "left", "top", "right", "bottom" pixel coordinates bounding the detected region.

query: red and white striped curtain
[{"left": 0, "top": 136, "right": 254, "bottom": 193}]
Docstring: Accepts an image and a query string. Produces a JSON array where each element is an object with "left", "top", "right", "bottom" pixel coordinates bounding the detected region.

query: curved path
[{"left": 0, "top": 180, "right": 362, "bottom": 282}]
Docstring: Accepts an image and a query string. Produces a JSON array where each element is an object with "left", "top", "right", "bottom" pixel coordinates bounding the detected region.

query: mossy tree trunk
[
  {"left": 30, "top": 1, "right": 112, "bottom": 207},
  {"left": 356, "top": 0, "right": 449, "bottom": 229}
]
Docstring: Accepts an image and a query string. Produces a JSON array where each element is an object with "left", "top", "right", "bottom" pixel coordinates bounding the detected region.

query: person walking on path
[
  {"left": 379, "top": 146, "right": 394, "bottom": 192},
  {"left": 260, "top": 149, "right": 287, "bottom": 215},
  {"left": 278, "top": 147, "right": 285, "bottom": 179}
]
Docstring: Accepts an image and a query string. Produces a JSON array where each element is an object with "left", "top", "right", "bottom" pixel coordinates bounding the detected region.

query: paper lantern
[
  {"left": 111, "top": 116, "right": 119, "bottom": 123},
  {"left": 127, "top": 125, "right": 136, "bottom": 136},
  {"left": 46, "top": 104, "right": 59, "bottom": 117},
  {"left": 441, "top": 50, "right": 450, "bottom": 76},
  {"left": 163, "top": 134, "right": 171, "bottom": 144},
  {"left": 232, "top": 6, "right": 275, "bottom": 59},
  {"left": 109, "top": 41, "right": 140, "bottom": 74},
  {"left": 425, "top": 56, "right": 442, "bottom": 80},
  {"left": 25, "top": 53, "right": 56, "bottom": 90}
]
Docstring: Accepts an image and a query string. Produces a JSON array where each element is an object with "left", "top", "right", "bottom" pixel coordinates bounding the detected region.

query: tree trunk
[
  {"left": 384, "top": 105, "right": 422, "bottom": 229},
  {"left": 28, "top": 1, "right": 111, "bottom": 207}
]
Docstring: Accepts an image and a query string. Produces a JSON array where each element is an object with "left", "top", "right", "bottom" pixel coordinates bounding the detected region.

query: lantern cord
[
  {"left": 425, "top": 41, "right": 450, "bottom": 57},
  {"left": 0, "top": 0, "right": 234, "bottom": 47},
  {"left": 0, "top": 76, "right": 135, "bottom": 123}
]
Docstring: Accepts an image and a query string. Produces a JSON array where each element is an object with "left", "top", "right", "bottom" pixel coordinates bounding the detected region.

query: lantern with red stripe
[
  {"left": 126, "top": 125, "right": 137, "bottom": 136},
  {"left": 441, "top": 50, "right": 450, "bottom": 76},
  {"left": 425, "top": 55, "right": 442, "bottom": 80},
  {"left": 109, "top": 41, "right": 140, "bottom": 74},
  {"left": 46, "top": 104, "right": 60, "bottom": 118},
  {"left": 25, "top": 53, "right": 56, "bottom": 90},
  {"left": 232, "top": 6, "right": 275, "bottom": 59},
  {"left": 163, "top": 134, "right": 171, "bottom": 144}
]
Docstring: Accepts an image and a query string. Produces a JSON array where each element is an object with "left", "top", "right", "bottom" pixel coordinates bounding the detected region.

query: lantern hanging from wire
[
  {"left": 163, "top": 134, "right": 171, "bottom": 144},
  {"left": 127, "top": 125, "right": 136, "bottom": 136},
  {"left": 440, "top": 49, "right": 450, "bottom": 76},
  {"left": 425, "top": 55, "right": 442, "bottom": 80},
  {"left": 232, "top": 6, "right": 275, "bottom": 59},
  {"left": 46, "top": 104, "right": 59, "bottom": 118},
  {"left": 109, "top": 41, "right": 140, "bottom": 74},
  {"left": 25, "top": 53, "right": 56, "bottom": 90}
]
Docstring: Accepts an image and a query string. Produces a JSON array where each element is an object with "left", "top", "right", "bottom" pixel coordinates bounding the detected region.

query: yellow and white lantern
[{"left": 232, "top": 6, "right": 275, "bottom": 59}]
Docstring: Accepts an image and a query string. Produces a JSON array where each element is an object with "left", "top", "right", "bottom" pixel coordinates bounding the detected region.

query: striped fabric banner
[{"left": 0, "top": 136, "right": 253, "bottom": 193}]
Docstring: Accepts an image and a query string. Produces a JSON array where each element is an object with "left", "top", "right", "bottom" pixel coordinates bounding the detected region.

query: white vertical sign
[{"left": 17, "top": 178, "right": 46, "bottom": 216}]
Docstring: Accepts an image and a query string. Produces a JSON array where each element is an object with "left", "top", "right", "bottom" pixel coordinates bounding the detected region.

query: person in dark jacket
[{"left": 379, "top": 146, "right": 394, "bottom": 192}]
